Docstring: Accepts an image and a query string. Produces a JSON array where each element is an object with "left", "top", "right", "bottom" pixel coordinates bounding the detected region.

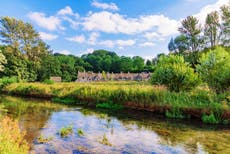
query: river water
[{"left": 0, "top": 95, "right": 229, "bottom": 154}]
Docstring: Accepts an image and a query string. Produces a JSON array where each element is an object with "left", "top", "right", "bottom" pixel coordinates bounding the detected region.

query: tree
[
  {"left": 174, "top": 35, "right": 190, "bottom": 53},
  {"left": 196, "top": 47, "right": 230, "bottom": 93},
  {"left": 132, "top": 56, "right": 144, "bottom": 72},
  {"left": 220, "top": 3, "right": 230, "bottom": 47},
  {"left": 168, "top": 38, "right": 176, "bottom": 52},
  {"left": 204, "top": 11, "right": 220, "bottom": 48},
  {"left": 0, "top": 17, "right": 51, "bottom": 81},
  {"left": 178, "top": 16, "right": 203, "bottom": 52},
  {"left": 151, "top": 55, "right": 200, "bottom": 92},
  {"left": 0, "top": 50, "right": 7, "bottom": 72}
]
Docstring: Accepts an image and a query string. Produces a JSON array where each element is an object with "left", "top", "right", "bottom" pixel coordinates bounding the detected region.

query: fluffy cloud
[
  {"left": 195, "top": 0, "right": 229, "bottom": 24},
  {"left": 39, "top": 32, "right": 58, "bottom": 41},
  {"left": 88, "top": 32, "right": 100, "bottom": 45},
  {"left": 99, "top": 39, "right": 135, "bottom": 48},
  {"left": 91, "top": 0, "right": 119, "bottom": 11},
  {"left": 139, "top": 42, "right": 155, "bottom": 47},
  {"left": 57, "top": 50, "right": 71, "bottom": 55},
  {"left": 82, "top": 11, "right": 179, "bottom": 36},
  {"left": 28, "top": 12, "right": 64, "bottom": 31},
  {"left": 66, "top": 35, "right": 86, "bottom": 43},
  {"left": 57, "top": 6, "right": 74, "bottom": 16}
]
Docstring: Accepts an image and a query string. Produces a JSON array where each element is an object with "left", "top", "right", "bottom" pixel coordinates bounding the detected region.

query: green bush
[
  {"left": 151, "top": 55, "right": 200, "bottom": 92},
  {"left": 43, "top": 79, "right": 54, "bottom": 85},
  {"left": 202, "top": 113, "right": 220, "bottom": 124},
  {"left": 197, "top": 47, "right": 230, "bottom": 93},
  {"left": 0, "top": 76, "right": 18, "bottom": 90}
]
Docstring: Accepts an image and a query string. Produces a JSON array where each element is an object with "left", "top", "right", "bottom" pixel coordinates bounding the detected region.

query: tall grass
[{"left": 3, "top": 82, "right": 230, "bottom": 124}]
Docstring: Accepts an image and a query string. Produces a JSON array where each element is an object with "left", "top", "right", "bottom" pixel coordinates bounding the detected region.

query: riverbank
[{"left": 3, "top": 82, "right": 230, "bottom": 124}]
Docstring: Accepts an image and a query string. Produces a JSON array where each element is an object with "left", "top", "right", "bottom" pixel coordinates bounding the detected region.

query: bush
[
  {"left": 0, "top": 76, "right": 18, "bottom": 90},
  {"left": 43, "top": 79, "right": 54, "bottom": 85},
  {"left": 151, "top": 55, "right": 200, "bottom": 92},
  {"left": 202, "top": 113, "right": 220, "bottom": 124},
  {"left": 197, "top": 47, "right": 230, "bottom": 93}
]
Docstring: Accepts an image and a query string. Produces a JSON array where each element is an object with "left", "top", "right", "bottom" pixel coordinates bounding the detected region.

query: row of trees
[{"left": 0, "top": 17, "right": 154, "bottom": 82}]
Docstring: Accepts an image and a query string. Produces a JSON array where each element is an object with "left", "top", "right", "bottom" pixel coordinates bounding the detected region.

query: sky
[{"left": 0, "top": 0, "right": 229, "bottom": 59}]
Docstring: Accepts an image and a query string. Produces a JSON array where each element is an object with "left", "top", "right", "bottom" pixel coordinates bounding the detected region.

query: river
[{"left": 0, "top": 95, "right": 229, "bottom": 154}]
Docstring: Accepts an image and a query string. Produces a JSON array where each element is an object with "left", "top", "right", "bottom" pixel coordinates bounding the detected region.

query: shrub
[
  {"left": 151, "top": 55, "right": 200, "bottom": 92},
  {"left": 197, "top": 47, "right": 230, "bottom": 93},
  {"left": 202, "top": 113, "right": 220, "bottom": 124},
  {"left": 0, "top": 117, "right": 29, "bottom": 154},
  {"left": 43, "top": 79, "right": 54, "bottom": 85},
  {"left": 0, "top": 76, "right": 18, "bottom": 90}
]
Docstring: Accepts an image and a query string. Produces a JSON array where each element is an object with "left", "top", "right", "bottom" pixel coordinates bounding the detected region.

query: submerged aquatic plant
[
  {"left": 96, "top": 102, "right": 124, "bottom": 110},
  {"left": 77, "top": 129, "right": 84, "bottom": 137},
  {"left": 59, "top": 125, "right": 73, "bottom": 137},
  {"left": 37, "top": 134, "right": 53, "bottom": 143},
  {"left": 99, "top": 134, "right": 112, "bottom": 146}
]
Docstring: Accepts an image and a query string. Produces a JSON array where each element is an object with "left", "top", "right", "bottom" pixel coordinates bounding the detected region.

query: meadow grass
[{"left": 3, "top": 81, "right": 230, "bottom": 124}]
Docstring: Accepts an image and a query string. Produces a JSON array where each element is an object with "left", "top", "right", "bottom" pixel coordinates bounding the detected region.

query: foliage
[
  {"left": 43, "top": 79, "right": 54, "bottom": 85},
  {"left": 0, "top": 49, "right": 7, "bottom": 72},
  {"left": 151, "top": 55, "right": 200, "bottom": 92},
  {"left": 220, "top": 3, "right": 230, "bottom": 47},
  {"left": 0, "top": 76, "right": 18, "bottom": 90},
  {"left": 202, "top": 113, "right": 220, "bottom": 124},
  {"left": 96, "top": 102, "right": 124, "bottom": 110},
  {"left": 59, "top": 125, "right": 73, "bottom": 137},
  {"left": 0, "top": 117, "right": 29, "bottom": 154},
  {"left": 196, "top": 47, "right": 230, "bottom": 93}
]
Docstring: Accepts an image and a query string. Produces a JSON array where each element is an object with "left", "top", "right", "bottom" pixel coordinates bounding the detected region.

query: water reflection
[{"left": 0, "top": 95, "right": 229, "bottom": 154}]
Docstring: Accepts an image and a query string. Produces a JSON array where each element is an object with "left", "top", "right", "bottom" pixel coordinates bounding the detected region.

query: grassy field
[{"left": 3, "top": 81, "right": 230, "bottom": 124}]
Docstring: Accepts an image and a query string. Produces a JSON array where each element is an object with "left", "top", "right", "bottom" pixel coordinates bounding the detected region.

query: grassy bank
[{"left": 3, "top": 81, "right": 230, "bottom": 124}]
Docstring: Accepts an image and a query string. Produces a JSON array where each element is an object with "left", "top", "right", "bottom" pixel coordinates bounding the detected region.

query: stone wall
[{"left": 76, "top": 71, "right": 151, "bottom": 82}]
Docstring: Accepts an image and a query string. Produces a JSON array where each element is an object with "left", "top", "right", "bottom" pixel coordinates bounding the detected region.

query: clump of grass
[
  {"left": 99, "top": 134, "right": 112, "bottom": 146},
  {"left": 165, "top": 108, "right": 185, "bottom": 119},
  {"left": 52, "top": 97, "right": 76, "bottom": 104},
  {"left": 96, "top": 102, "right": 124, "bottom": 110},
  {"left": 37, "top": 134, "right": 53, "bottom": 143},
  {"left": 0, "top": 116, "right": 29, "bottom": 154},
  {"left": 59, "top": 125, "right": 73, "bottom": 137},
  {"left": 77, "top": 129, "right": 84, "bottom": 137},
  {"left": 202, "top": 113, "right": 220, "bottom": 124}
]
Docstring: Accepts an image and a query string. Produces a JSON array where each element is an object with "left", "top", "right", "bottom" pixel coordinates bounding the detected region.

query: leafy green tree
[
  {"left": 220, "top": 3, "right": 230, "bottom": 47},
  {"left": 168, "top": 38, "right": 177, "bottom": 52},
  {"left": 174, "top": 35, "right": 190, "bottom": 53},
  {"left": 204, "top": 11, "right": 220, "bottom": 48},
  {"left": 0, "top": 17, "right": 51, "bottom": 81},
  {"left": 119, "top": 56, "right": 133, "bottom": 72},
  {"left": 132, "top": 56, "right": 144, "bottom": 72},
  {"left": 151, "top": 55, "right": 200, "bottom": 92},
  {"left": 0, "top": 49, "right": 7, "bottom": 72},
  {"left": 196, "top": 47, "right": 230, "bottom": 93},
  {"left": 178, "top": 16, "right": 203, "bottom": 52}
]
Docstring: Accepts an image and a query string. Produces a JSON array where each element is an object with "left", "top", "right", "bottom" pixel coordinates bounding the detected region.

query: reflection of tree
[{"left": 0, "top": 96, "right": 65, "bottom": 145}]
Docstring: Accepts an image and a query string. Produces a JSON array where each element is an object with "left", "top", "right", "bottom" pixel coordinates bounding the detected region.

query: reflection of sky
[{"left": 34, "top": 108, "right": 189, "bottom": 154}]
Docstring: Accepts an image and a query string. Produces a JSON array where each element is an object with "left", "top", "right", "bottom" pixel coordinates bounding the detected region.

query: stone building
[{"left": 76, "top": 71, "right": 151, "bottom": 82}]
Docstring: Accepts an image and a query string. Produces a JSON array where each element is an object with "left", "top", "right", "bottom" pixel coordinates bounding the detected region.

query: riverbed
[{"left": 0, "top": 95, "right": 229, "bottom": 154}]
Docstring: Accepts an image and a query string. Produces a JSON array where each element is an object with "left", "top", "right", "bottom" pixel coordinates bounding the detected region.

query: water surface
[{"left": 0, "top": 95, "right": 229, "bottom": 154}]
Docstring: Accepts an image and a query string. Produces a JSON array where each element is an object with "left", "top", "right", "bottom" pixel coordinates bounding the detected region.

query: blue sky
[{"left": 0, "top": 0, "right": 228, "bottom": 59}]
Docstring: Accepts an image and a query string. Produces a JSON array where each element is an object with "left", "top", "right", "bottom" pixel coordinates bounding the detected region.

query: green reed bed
[{"left": 3, "top": 82, "right": 230, "bottom": 124}]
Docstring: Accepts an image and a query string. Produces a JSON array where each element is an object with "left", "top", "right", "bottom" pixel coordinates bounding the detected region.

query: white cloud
[
  {"left": 57, "top": 6, "right": 74, "bottom": 16},
  {"left": 91, "top": 0, "right": 119, "bottom": 11},
  {"left": 78, "top": 48, "right": 94, "bottom": 56},
  {"left": 195, "top": 0, "right": 229, "bottom": 25},
  {"left": 139, "top": 42, "right": 155, "bottom": 47},
  {"left": 88, "top": 32, "right": 100, "bottom": 45},
  {"left": 66, "top": 35, "right": 86, "bottom": 43},
  {"left": 99, "top": 39, "right": 135, "bottom": 48},
  {"left": 57, "top": 50, "right": 71, "bottom": 55},
  {"left": 82, "top": 11, "right": 179, "bottom": 36},
  {"left": 28, "top": 12, "right": 64, "bottom": 31},
  {"left": 39, "top": 32, "right": 58, "bottom": 41}
]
